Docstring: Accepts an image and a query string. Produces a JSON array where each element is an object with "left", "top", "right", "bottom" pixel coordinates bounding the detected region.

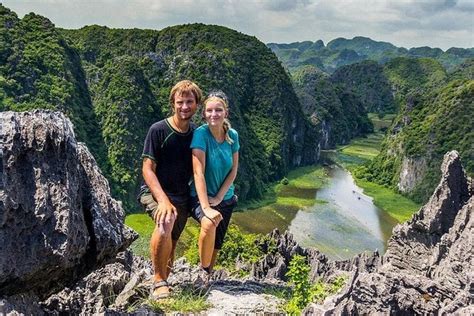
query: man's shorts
[
  {"left": 190, "top": 195, "right": 238, "bottom": 250},
  {"left": 139, "top": 193, "right": 190, "bottom": 241}
]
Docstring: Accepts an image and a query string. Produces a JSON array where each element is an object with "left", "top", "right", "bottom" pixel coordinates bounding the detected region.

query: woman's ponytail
[{"left": 223, "top": 118, "right": 233, "bottom": 144}]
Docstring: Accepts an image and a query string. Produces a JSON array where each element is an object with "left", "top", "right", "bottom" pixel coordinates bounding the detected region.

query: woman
[{"left": 190, "top": 90, "right": 239, "bottom": 275}]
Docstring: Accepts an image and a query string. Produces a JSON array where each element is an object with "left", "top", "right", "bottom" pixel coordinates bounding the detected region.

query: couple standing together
[{"left": 139, "top": 80, "right": 240, "bottom": 299}]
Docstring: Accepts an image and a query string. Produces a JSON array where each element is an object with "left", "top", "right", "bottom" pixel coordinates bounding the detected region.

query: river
[{"left": 232, "top": 164, "right": 399, "bottom": 260}]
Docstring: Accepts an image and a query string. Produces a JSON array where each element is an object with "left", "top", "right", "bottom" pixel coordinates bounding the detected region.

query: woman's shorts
[
  {"left": 139, "top": 193, "right": 190, "bottom": 241},
  {"left": 190, "top": 195, "right": 238, "bottom": 250}
]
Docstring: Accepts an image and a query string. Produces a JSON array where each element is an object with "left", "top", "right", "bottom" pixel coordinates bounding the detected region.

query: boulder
[{"left": 0, "top": 111, "right": 136, "bottom": 298}]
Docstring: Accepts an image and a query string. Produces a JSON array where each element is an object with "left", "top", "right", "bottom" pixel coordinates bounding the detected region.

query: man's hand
[
  {"left": 154, "top": 200, "right": 177, "bottom": 226},
  {"left": 208, "top": 196, "right": 223, "bottom": 207},
  {"left": 203, "top": 207, "right": 223, "bottom": 227}
]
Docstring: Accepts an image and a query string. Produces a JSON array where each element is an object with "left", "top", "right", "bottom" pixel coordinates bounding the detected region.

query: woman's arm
[
  {"left": 209, "top": 152, "right": 239, "bottom": 206},
  {"left": 192, "top": 148, "right": 223, "bottom": 226}
]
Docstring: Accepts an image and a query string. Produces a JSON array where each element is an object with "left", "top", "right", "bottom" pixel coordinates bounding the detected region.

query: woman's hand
[
  {"left": 208, "top": 196, "right": 223, "bottom": 207},
  {"left": 203, "top": 207, "right": 223, "bottom": 227}
]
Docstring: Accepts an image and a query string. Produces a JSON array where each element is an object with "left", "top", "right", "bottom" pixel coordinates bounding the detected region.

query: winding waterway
[{"left": 232, "top": 165, "right": 399, "bottom": 260}]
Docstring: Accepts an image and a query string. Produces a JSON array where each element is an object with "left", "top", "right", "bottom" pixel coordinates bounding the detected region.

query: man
[{"left": 140, "top": 80, "right": 202, "bottom": 299}]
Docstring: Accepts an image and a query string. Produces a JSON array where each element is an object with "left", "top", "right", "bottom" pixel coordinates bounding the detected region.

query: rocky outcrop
[
  {"left": 42, "top": 250, "right": 151, "bottom": 315},
  {"left": 305, "top": 151, "right": 473, "bottom": 314},
  {"left": 0, "top": 111, "right": 136, "bottom": 299},
  {"left": 251, "top": 229, "right": 381, "bottom": 284}
]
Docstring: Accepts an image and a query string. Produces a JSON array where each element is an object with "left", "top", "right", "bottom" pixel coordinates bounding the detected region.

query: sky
[{"left": 2, "top": 0, "right": 473, "bottom": 50}]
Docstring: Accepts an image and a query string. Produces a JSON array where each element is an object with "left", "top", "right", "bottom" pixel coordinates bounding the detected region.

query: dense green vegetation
[
  {"left": 269, "top": 36, "right": 474, "bottom": 73},
  {"left": 285, "top": 254, "right": 346, "bottom": 313},
  {"left": 292, "top": 65, "right": 373, "bottom": 148},
  {"left": 0, "top": 6, "right": 108, "bottom": 169},
  {"left": 331, "top": 60, "right": 395, "bottom": 113}
]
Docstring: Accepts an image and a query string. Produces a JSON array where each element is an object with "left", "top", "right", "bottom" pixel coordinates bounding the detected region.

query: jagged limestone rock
[
  {"left": 0, "top": 293, "right": 44, "bottom": 316},
  {"left": 42, "top": 251, "right": 151, "bottom": 315},
  {"left": 251, "top": 229, "right": 381, "bottom": 283},
  {"left": 305, "top": 151, "right": 473, "bottom": 314},
  {"left": 0, "top": 111, "right": 136, "bottom": 299}
]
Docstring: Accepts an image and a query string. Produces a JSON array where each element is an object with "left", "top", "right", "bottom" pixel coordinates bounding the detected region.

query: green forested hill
[
  {"left": 359, "top": 58, "right": 473, "bottom": 202},
  {"left": 292, "top": 65, "right": 373, "bottom": 147},
  {"left": 331, "top": 60, "right": 395, "bottom": 113},
  {"left": 449, "top": 58, "right": 474, "bottom": 81},
  {"left": 268, "top": 37, "right": 474, "bottom": 74},
  {"left": 0, "top": 6, "right": 108, "bottom": 170},
  {"left": 0, "top": 5, "right": 321, "bottom": 210}
]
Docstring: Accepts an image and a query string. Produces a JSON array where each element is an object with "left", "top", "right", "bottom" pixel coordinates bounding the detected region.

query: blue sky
[{"left": 2, "top": 0, "right": 473, "bottom": 50}]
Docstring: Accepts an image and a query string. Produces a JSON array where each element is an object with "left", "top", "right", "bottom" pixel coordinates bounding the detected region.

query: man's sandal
[{"left": 151, "top": 280, "right": 172, "bottom": 300}]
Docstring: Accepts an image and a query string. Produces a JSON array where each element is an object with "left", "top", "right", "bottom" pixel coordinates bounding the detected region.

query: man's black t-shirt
[{"left": 141, "top": 119, "right": 194, "bottom": 204}]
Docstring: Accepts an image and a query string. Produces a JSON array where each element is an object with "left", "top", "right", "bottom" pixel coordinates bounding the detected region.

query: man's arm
[{"left": 142, "top": 157, "right": 176, "bottom": 225}]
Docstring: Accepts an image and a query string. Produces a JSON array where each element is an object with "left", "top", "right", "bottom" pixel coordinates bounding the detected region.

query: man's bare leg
[
  {"left": 166, "top": 239, "right": 179, "bottom": 278},
  {"left": 150, "top": 216, "right": 175, "bottom": 296}
]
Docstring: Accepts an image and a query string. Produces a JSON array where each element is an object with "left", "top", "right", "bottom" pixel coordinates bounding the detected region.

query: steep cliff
[{"left": 365, "top": 59, "right": 473, "bottom": 202}]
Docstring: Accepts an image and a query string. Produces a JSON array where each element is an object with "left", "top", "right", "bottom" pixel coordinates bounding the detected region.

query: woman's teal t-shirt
[{"left": 190, "top": 124, "right": 240, "bottom": 200}]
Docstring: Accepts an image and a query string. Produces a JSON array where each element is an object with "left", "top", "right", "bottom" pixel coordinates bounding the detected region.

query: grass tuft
[{"left": 144, "top": 286, "right": 211, "bottom": 313}]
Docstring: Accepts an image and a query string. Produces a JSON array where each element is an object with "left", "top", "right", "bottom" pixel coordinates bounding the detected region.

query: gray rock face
[
  {"left": 306, "top": 151, "right": 473, "bottom": 314},
  {"left": 42, "top": 250, "right": 151, "bottom": 315},
  {"left": 398, "top": 156, "right": 427, "bottom": 192},
  {"left": 0, "top": 111, "right": 136, "bottom": 297}
]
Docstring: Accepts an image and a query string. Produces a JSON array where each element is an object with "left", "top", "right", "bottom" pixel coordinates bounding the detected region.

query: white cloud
[{"left": 2, "top": 0, "right": 472, "bottom": 49}]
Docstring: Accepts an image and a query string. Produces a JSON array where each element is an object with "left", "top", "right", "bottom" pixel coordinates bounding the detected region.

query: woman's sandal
[{"left": 151, "top": 280, "right": 172, "bottom": 300}]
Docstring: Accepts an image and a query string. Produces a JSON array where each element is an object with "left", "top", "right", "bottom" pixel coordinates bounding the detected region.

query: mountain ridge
[{"left": 268, "top": 36, "right": 474, "bottom": 73}]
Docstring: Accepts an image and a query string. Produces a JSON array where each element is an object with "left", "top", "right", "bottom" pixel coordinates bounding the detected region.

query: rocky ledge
[{"left": 0, "top": 111, "right": 472, "bottom": 314}]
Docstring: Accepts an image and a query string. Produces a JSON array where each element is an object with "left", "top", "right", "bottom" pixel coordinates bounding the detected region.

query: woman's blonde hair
[{"left": 203, "top": 91, "right": 233, "bottom": 144}]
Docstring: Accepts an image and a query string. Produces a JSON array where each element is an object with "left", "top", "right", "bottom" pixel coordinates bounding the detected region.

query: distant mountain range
[{"left": 268, "top": 36, "right": 474, "bottom": 73}]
